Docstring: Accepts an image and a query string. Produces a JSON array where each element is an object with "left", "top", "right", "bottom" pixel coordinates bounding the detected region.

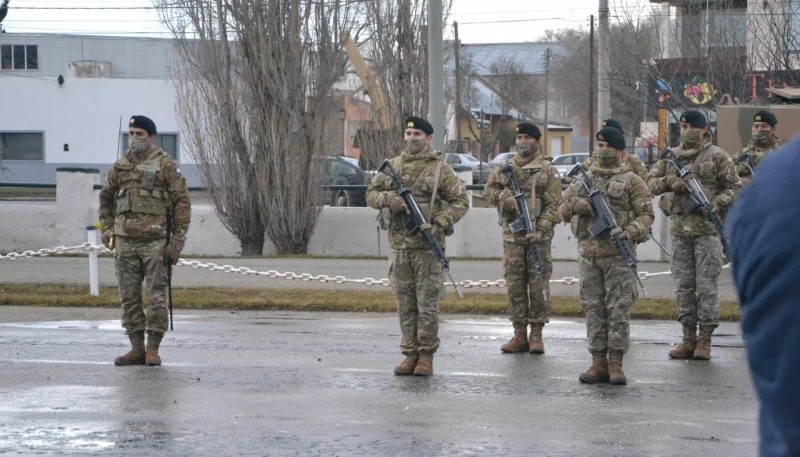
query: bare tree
[{"left": 159, "top": 0, "right": 359, "bottom": 255}]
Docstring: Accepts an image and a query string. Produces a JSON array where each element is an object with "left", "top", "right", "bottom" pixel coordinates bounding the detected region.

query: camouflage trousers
[
  {"left": 389, "top": 249, "right": 443, "bottom": 356},
  {"left": 671, "top": 234, "right": 723, "bottom": 329},
  {"left": 579, "top": 255, "right": 637, "bottom": 353},
  {"left": 114, "top": 236, "right": 170, "bottom": 334},
  {"left": 503, "top": 241, "right": 552, "bottom": 325}
]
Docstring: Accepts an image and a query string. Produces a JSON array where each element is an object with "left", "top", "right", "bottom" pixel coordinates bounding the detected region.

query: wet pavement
[{"left": 0, "top": 306, "right": 756, "bottom": 456}]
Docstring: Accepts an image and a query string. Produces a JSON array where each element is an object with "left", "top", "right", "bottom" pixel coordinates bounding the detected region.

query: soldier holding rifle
[
  {"left": 484, "top": 123, "right": 562, "bottom": 354},
  {"left": 561, "top": 127, "right": 653, "bottom": 385},
  {"left": 366, "top": 116, "right": 468, "bottom": 377},
  {"left": 647, "top": 110, "right": 740, "bottom": 361}
]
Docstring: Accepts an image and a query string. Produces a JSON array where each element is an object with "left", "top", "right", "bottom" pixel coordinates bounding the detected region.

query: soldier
[
  {"left": 737, "top": 110, "right": 783, "bottom": 187},
  {"left": 582, "top": 118, "right": 649, "bottom": 182},
  {"left": 366, "top": 116, "right": 469, "bottom": 377},
  {"left": 484, "top": 122, "right": 562, "bottom": 354},
  {"left": 99, "top": 115, "right": 191, "bottom": 367},
  {"left": 647, "top": 110, "right": 740, "bottom": 361},
  {"left": 560, "top": 127, "right": 654, "bottom": 385}
]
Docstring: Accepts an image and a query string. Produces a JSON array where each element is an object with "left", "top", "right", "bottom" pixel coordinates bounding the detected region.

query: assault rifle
[
  {"left": 734, "top": 150, "right": 755, "bottom": 176},
  {"left": 378, "top": 159, "right": 464, "bottom": 299},
  {"left": 659, "top": 147, "right": 729, "bottom": 256},
  {"left": 566, "top": 164, "right": 650, "bottom": 299},
  {"left": 499, "top": 163, "right": 549, "bottom": 304}
]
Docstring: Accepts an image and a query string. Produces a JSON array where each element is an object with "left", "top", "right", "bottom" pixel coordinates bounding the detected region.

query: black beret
[
  {"left": 516, "top": 122, "right": 542, "bottom": 139},
  {"left": 405, "top": 116, "right": 433, "bottom": 135},
  {"left": 596, "top": 126, "right": 626, "bottom": 151},
  {"left": 680, "top": 110, "right": 707, "bottom": 128},
  {"left": 129, "top": 115, "right": 157, "bottom": 135},
  {"left": 754, "top": 110, "right": 777, "bottom": 127},
  {"left": 601, "top": 118, "right": 624, "bottom": 134}
]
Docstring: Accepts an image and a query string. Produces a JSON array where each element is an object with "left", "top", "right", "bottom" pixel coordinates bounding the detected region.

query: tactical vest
[
  {"left": 658, "top": 145, "right": 719, "bottom": 216},
  {"left": 497, "top": 158, "right": 550, "bottom": 226},
  {"left": 378, "top": 155, "right": 449, "bottom": 234},
  {"left": 571, "top": 169, "right": 638, "bottom": 243}
]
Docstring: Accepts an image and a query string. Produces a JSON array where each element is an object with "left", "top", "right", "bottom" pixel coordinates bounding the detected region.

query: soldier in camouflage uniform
[
  {"left": 737, "top": 110, "right": 783, "bottom": 187},
  {"left": 561, "top": 127, "right": 653, "bottom": 385},
  {"left": 647, "top": 110, "right": 740, "bottom": 361},
  {"left": 484, "top": 123, "right": 562, "bottom": 354},
  {"left": 99, "top": 115, "right": 191, "bottom": 367},
  {"left": 582, "top": 119, "right": 649, "bottom": 182},
  {"left": 366, "top": 116, "right": 469, "bottom": 377}
]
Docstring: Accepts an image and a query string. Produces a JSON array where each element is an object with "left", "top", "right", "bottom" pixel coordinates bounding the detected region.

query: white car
[{"left": 552, "top": 153, "right": 590, "bottom": 180}]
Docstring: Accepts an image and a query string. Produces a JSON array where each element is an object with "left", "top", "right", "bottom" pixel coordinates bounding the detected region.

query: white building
[{"left": 0, "top": 33, "right": 205, "bottom": 185}]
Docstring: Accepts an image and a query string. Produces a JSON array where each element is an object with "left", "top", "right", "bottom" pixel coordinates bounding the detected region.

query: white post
[{"left": 87, "top": 226, "right": 100, "bottom": 297}]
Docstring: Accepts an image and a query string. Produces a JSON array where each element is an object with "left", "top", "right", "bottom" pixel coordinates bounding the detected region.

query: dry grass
[{"left": 0, "top": 283, "right": 741, "bottom": 320}]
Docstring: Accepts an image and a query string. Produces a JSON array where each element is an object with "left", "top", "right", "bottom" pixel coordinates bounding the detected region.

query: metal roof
[{"left": 457, "top": 42, "right": 564, "bottom": 76}]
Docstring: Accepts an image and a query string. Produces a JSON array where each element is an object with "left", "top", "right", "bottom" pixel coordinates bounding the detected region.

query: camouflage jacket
[
  {"left": 583, "top": 153, "right": 649, "bottom": 187},
  {"left": 366, "top": 148, "right": 469, "bottom": 250},
  {"left": 99, "top": 146, "right": 191, "bottom": 242},
  {"left": 737, "top": 136, "right": 784, "bottom": 187},
  {"left": 647, "top": 136, "right": 740, "bottom": 237},
  {"left": 561, "top": 162, "right": 654, "bottom": 258},
  {"left": 483, "top": 153, "right": 563, "bottom": 243}
]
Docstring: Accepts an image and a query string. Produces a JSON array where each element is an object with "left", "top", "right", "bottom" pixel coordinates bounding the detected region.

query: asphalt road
[
  {"left": 0, "top": 256, "right": 739, "bottom": 302},
  {"left": 0, "top": 307, "right": 756, "bottom": 456}
]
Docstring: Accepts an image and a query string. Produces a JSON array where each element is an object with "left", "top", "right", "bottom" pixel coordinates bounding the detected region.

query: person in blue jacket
[{"left": 726, "top": 134, "right": 800, "bottom": 457}]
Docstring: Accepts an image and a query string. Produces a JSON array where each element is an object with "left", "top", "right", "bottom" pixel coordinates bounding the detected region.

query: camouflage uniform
[
  {"left": 737, "top": 136, "right": 783, "bottom": 187},
  {"left": 647, "top": 134, "right": 740, "bottom": 331},
  {"left": 99, "top": 146, "right": 191, "bottom": 335},
  {"left": 484, "top": 153, "right": 562, "bottom": 327},
  {"left": 583, "top": 153, "right": 649, "bottom": 184},
  {"left": 366, "top": 148, "right": 468, "bottom": 357},
  {"left": 561, "top": 161, "right": 653, "bottom": 353}
]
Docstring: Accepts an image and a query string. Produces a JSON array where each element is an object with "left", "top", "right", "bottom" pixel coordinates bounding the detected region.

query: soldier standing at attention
[
  {"left": 582, "top": 119, "right": 649, "bottom": 182},
  {"left": 484, "top": 123, "right": 562, "bottom": 354},
  {"left": 99, "top": 115, "right": 191, "bottom": 367},
  {"left": 737, "top": 110, "right": 782, "bottom": 187},
  {"left": 647, "top": 110, "right": 740, "bottom": 361},
  {"left": 560, "top": 127, "right": 653, "bottom": 385},
  {"left": 366, "top": 116, "right": 469, "bottom": 377}
]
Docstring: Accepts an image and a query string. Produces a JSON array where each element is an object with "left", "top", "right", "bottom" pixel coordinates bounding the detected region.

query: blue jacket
[{"left": 726, "top": 134, "right": 800, "bottom": 457}]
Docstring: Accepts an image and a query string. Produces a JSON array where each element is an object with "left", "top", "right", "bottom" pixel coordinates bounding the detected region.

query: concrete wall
[{"left": 1, "top": 170, "right": 671, "bottom": 260}]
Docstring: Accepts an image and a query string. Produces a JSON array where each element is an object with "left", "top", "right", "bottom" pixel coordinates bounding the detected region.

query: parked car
[
  {"left": 321, "top": 156, "right": 370, "bottom": 207},
  {"left": 552, "top": 153, "right": 590, "bottom": 186},
  {"left": 444, "top": 153, "right": 482, "bottom": 178},
  {"left": 472, "top": 152, "right": 517, "bottom": 184}
]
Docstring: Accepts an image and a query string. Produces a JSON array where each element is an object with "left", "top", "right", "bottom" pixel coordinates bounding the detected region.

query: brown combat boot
[
  {"left": 145, "top": 330, "right": 164, "bottom": 366},
  {"left": 579, "top": 350, "right": 609, "bottom": 384},
  {"left": 500, "top": 323, "right": 529, "bottom": 353},
  {"left": 668, "top": 324, "right": 697, "bottom": 359},
  {"left": 694, "top": 325, "right": 714, "bottom": 360},
  {"left": 114, "top": 331, "right": 146, "bottom": 366},
  {"left": 394, "top": 354, "right": 418, "bottom": 376},
  {"left": 414, "top": 354, "right": 433, "bottom": 376},
  {"left": 608, "top": 350, "right": 627, "bottom": 385},
  {"left": 528, "top": 323, "right": 545, "bottom": 354}
]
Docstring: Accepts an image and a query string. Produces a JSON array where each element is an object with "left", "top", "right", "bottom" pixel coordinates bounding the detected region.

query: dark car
[{"left": 321, "top": 156, "right": 370, "bottom": 207}]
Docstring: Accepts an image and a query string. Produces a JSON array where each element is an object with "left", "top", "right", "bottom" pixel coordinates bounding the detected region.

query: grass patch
[{"left": 0, "top": 283, "right": 741, "bottom": 321}]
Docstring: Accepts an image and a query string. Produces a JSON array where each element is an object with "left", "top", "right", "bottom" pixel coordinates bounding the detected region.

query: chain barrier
[{"left": 1, "top": 242, "right": 730, "bottom": 290}]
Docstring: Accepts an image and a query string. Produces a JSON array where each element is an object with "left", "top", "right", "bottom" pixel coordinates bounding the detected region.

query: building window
[
  {"left": 789, "top": 0, "right": 800, "bottom": 54},
  {"left": 0, "top": 45, "right": 39, "bottom": 70},
  {"left": 120, "top": 133, "right": 180, "bottom": 161},
  {"left": 0, "top": 132, "right": 45, "bottom": 161}
]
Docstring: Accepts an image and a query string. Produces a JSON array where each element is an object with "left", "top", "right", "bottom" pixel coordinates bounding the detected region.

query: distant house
[{"left": 445, "top": 42, "right": 575, "bottom": 158}]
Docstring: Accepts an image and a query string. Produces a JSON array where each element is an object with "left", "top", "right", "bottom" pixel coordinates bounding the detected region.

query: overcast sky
[{"left": 3, "top": 1, "right": 648, "bottom": 43}]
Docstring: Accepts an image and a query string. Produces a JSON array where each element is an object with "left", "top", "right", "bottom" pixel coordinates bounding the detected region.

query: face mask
[
  {"left": 752, "top": 131, "right": 774, "bottom": 148},
  {"left": 516, "top": 142, "right": 536, "bottom": 158},
  {"left": 595, "top": 148, "right": 618, "bottom": 167},
  {"left": 129, "top": 137, "right": 150, "bottom": 154},
  {"left": 404, "top": 139, "right": 426, "bottom": 155},
  {"left": 680, "top": 131, "right": 702, "bottom": 149}
]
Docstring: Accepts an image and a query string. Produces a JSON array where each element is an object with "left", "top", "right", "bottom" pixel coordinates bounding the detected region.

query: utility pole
[
  {"left": 597, "top": 0, "right": 611, "bottom": 128},
  {"left": 428, "top": 0, "right": 445, "bottom": 151},
  {"left": 589, "top": 15, "right": 595, "bottom": 155},
  {"left": 543, "top": 48, "right": 552, "bottom": 156},
  {"left": 454, "top": 21, "right": 462, "bottom": 153}
]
